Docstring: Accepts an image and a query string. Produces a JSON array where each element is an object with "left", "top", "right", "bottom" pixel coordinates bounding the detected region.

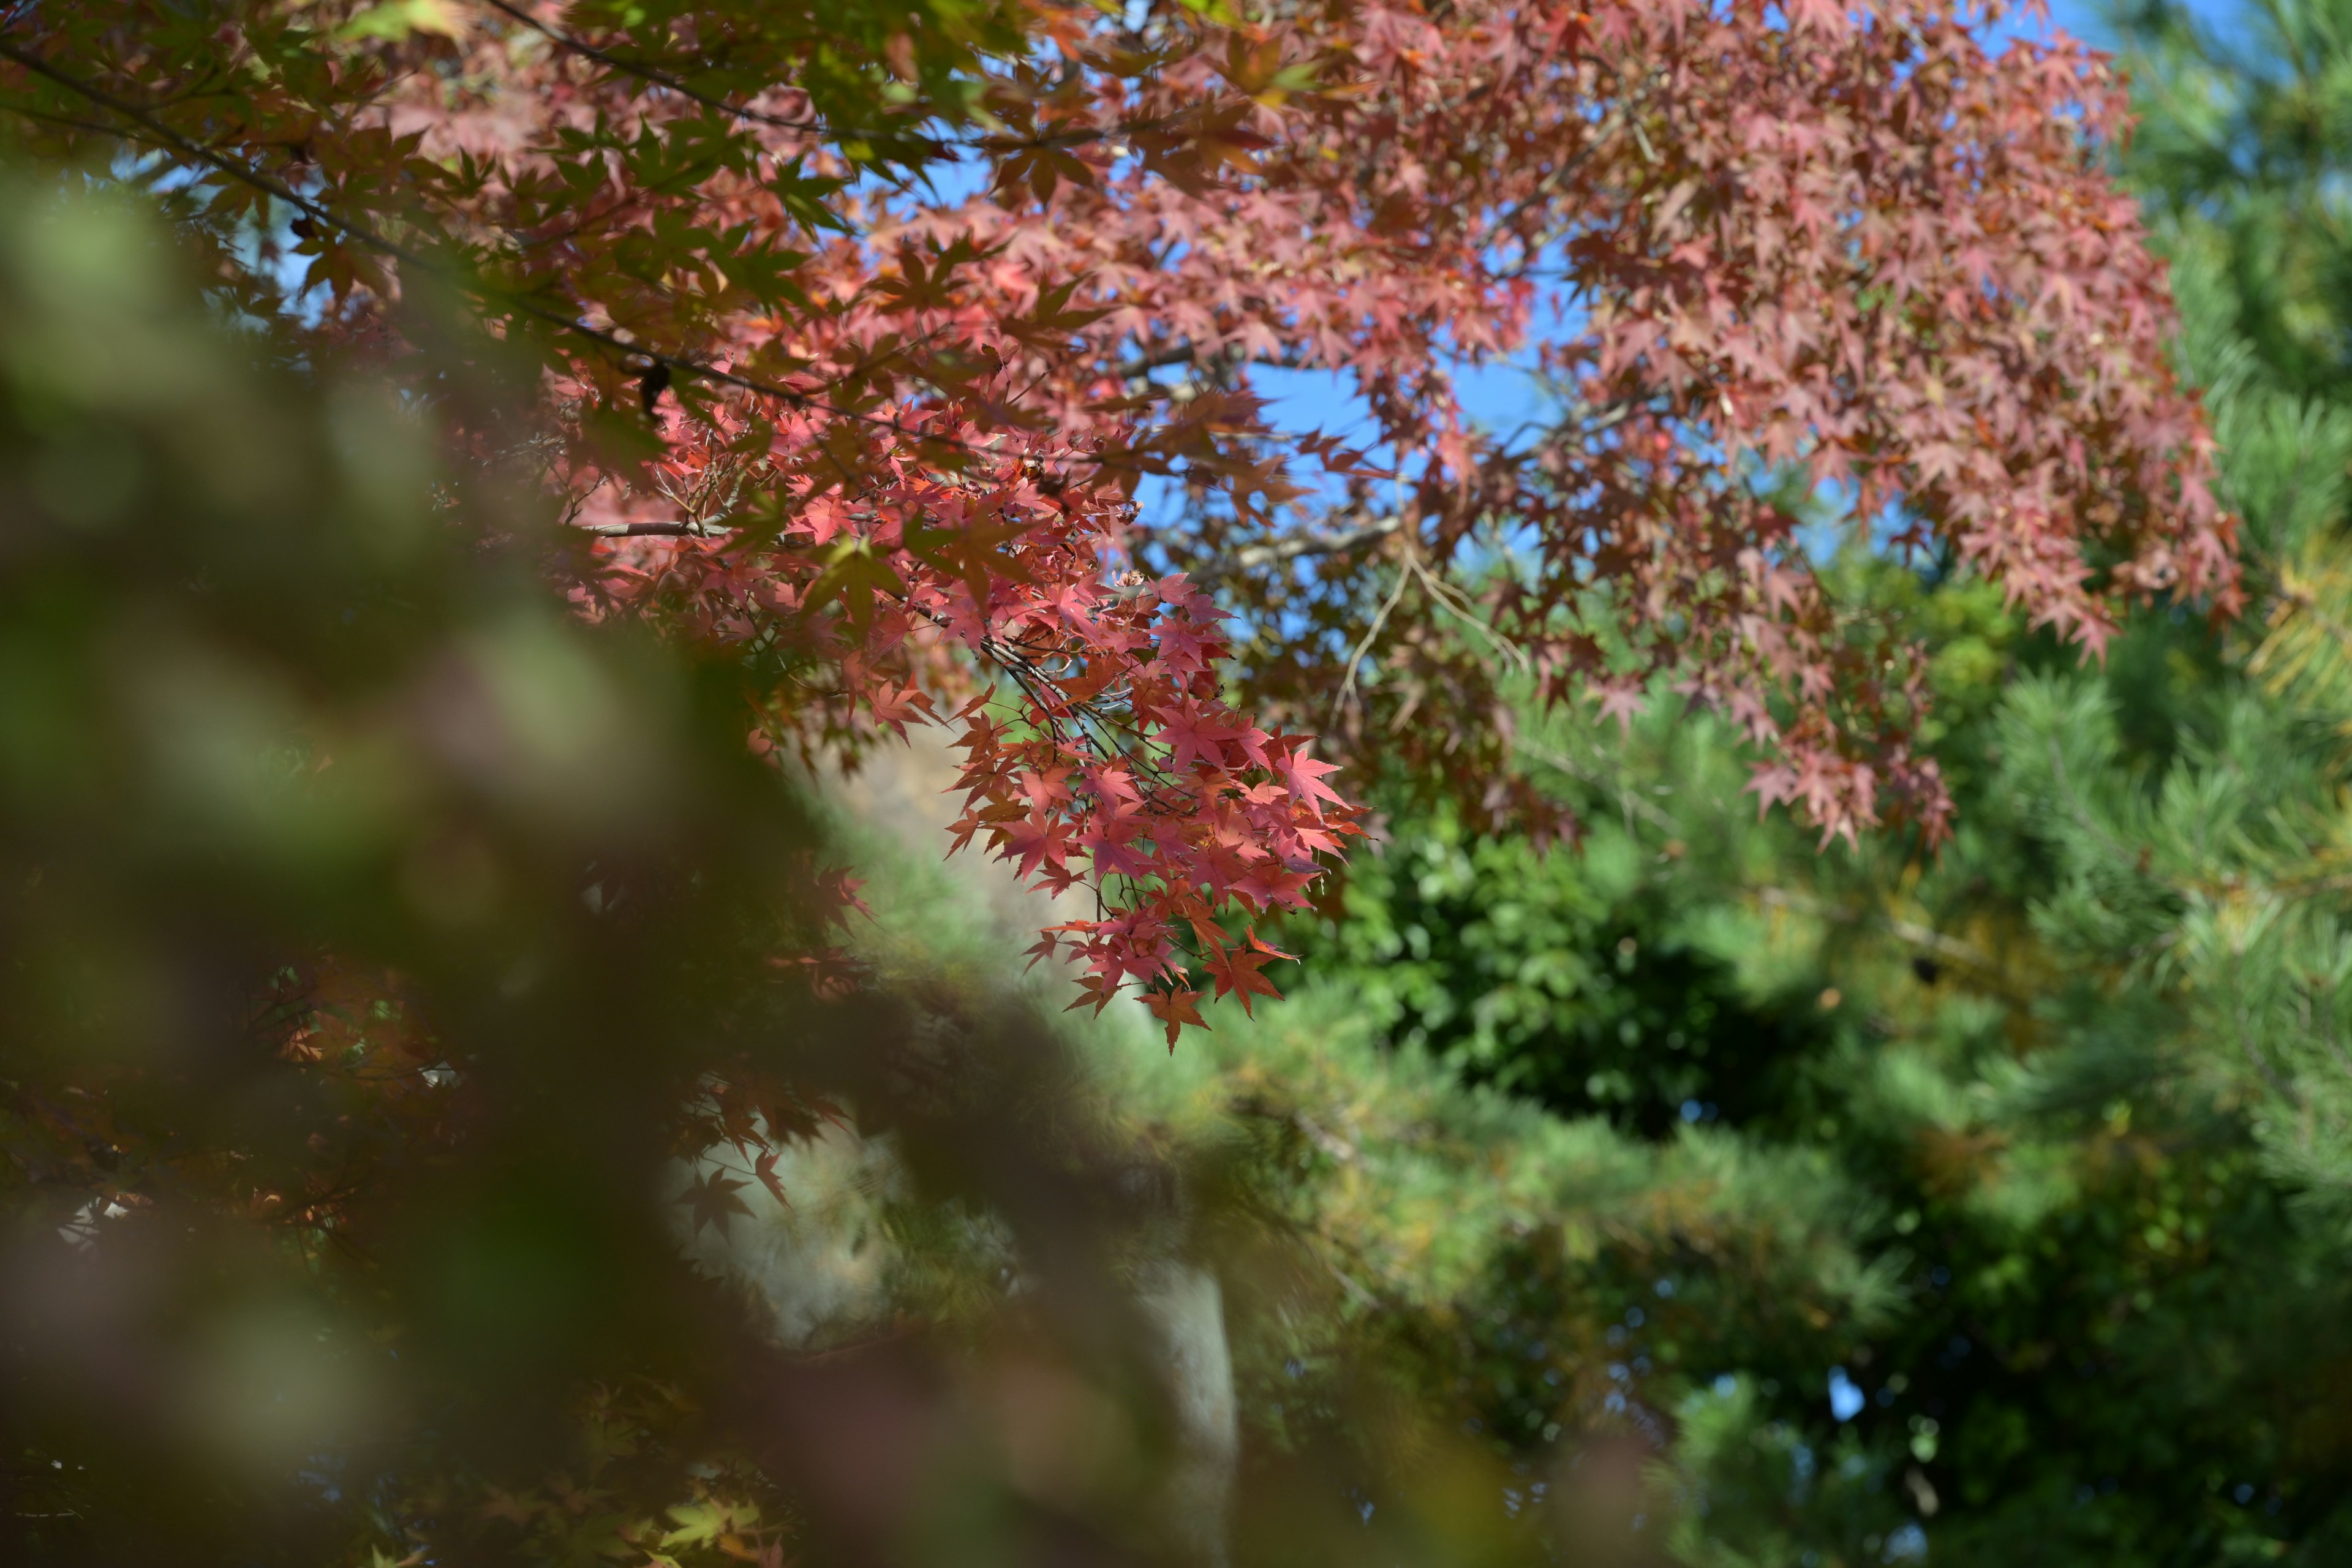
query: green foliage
[
  {"left": 2113, "top": 0, "right": 2352, "bottom": 403},
  {"left": 1293, "top": 805, "right": 1823, "bottom": 1134},
  {"left": 1219, "top": 611, "right": 2352, "bottom": 1561}
]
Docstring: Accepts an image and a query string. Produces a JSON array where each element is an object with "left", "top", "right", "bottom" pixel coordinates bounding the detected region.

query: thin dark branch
[
  {"left": 581, "top": 520, "right": 734, "bottom": 537},
  {"left": 0, "top": 37, "right": 1154, "bottom": 477},
  {"left": 1112, "top": 339, "right": 1315, "bottom": 382},
  {"left": 479, "top": 0, "right": 853, "bottom": 141},
  {"left": 1194, "top": 512, "right": 1404, "bottom": 584},
  {"left": 1115, "top": 340, "right": 1208, "bottom": 380},
  {"left": 479, "top": 0, "right": 1186, "bottom": 167}
]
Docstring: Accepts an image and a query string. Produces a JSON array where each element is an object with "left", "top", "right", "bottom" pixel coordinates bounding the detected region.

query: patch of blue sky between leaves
[{"left": 1828, "top": 1365, "right": 1866, "bottom": 1422}]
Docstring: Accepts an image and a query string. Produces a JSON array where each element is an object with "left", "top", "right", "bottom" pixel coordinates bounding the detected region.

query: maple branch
[
  {"left": 1116, "top": 341, "right": 1210, "bottom": 380},
  {"left": 1754, "top": 886, "right": 2017, "bottom": 995},
  {"left": 0, "top": 39, "right": 409, "bottom": 259},
  {"left": 1113, "top": 339, "right": 1313, "bottom": 382},
  {"left": 1490, "top": 66, "right": 1664, "bottom": 276},
  {"left": 477, "top": 0, "right": 889, "bottom": 144},
  {"left": 4, "top": 101, "right": 131, "bottom": 140},
  {"left": 2, "top": 36, "right": 1362, "bottom": 530},
  {"left": 581, "top": 520, "right": 733, "bottom": 537},
  {"left": 1197, "top": 512, "right": 1403, "bottom": 582},
  {"left": 1404, "top": 551, "right": 1531, "bottom": 676},
  {"left": 477, "top": 0, "right": 1186, "bottom": 168},
  {"left": 0, "top": 39, "right": 1152, "bottom": 479},
  {"left": 1516, "top": 736, "right": 1677, "bottom": 832},
  {"left": 1332, "top": 554, "right": 1415, "bottom": 723}
]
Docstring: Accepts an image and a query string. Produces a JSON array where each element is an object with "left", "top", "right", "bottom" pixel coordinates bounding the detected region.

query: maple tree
[
  {"left": 0, "top": 0, "right": 2233, "bottom": 1036},
  {"left": 0, "top": 0, "right": 2247, "bottom": 1559}
]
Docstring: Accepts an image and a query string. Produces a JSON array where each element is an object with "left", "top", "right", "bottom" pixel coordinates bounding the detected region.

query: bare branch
[
  {"left": 1199, "top": 513, "right": 1404, "bottom": 581},
  {"left": 579, "top": 521, "right": 736, "bottom": 537},
  {"left": 478, "top": 0, "right": 839, "bottom": 138}
]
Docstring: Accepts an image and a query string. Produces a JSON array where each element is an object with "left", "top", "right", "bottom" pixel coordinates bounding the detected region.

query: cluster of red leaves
[
  {"left": 582, "top": 401, "right": 1357, "bottom": 1044},
  {"left": 862, "top": 0, "right": 2241, "bottom": 847}
]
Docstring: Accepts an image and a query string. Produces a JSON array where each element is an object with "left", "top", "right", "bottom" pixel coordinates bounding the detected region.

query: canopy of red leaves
[{"left": 0, "top": 0, "right": 2234, "bottom": 1039}]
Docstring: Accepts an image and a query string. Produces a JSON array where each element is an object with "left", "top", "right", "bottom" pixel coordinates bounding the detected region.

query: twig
[
  {"left": 1197, "top": 511, "right": 1403, "bottom": 581},
  {"left": 1332, "top": 555, "right": 1414, "bottom": 723},
  {"left": 478, "top": 0, "right": 836, "bottom": 138},
  {"left": 1756, "top": 885, "right": 2008, "bottom": 985}
]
